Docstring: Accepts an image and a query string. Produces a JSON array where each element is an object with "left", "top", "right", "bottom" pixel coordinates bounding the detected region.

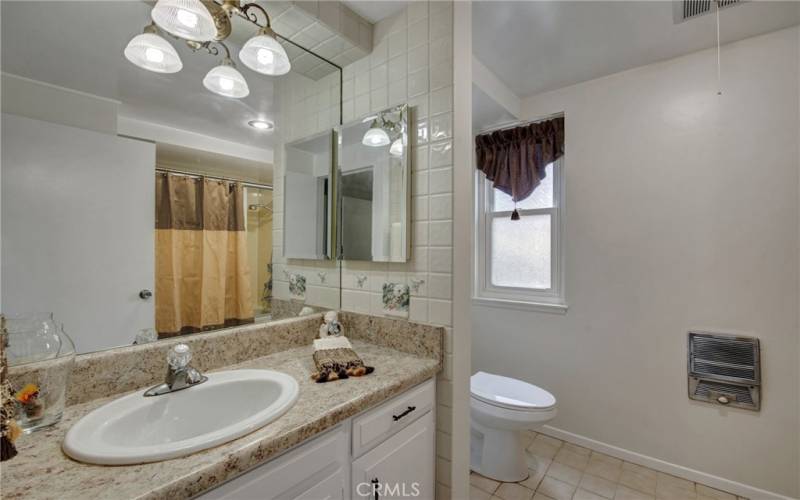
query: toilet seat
[{"left": 471, "top": 372, "right": 556, "bottom": 412}]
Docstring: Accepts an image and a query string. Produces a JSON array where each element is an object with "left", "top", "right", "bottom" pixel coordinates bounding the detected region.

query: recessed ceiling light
[{"left": 248, "top": 119, "right": 274, "bottom": 130}]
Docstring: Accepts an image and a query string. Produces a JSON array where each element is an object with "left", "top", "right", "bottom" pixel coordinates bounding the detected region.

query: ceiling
[
  {"left": 472, "top": 84, "right": 517, "bottom": 135},
  {"left": 341, "top": 1, "right": 409, "bottom": 23},
  {"left": 0, "top": 1, "right": 340, "bottom": 152},
  {"left": 473, "top": 1, "right": 800, "bottom": 99}
]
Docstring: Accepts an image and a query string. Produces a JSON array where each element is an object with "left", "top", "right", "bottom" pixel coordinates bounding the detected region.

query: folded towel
[
  {"left": 311, "top": 338, "right": 374, "bottom": 383},
  {"left": 313, "top": 337, "right": 352, "bottom": 351}
]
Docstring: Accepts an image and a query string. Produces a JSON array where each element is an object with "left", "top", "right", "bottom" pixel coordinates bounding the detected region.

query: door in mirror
[{"left": 283, "top": 131, "right": 335, "bottom": 260}]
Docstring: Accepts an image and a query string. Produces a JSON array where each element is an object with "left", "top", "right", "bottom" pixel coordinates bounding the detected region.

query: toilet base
[{"left": 470, "top": 423, "right": 529, "bottom": 482}]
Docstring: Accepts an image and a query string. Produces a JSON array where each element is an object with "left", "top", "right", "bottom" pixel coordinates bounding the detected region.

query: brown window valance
[{"left": 476, "top": 117, "right": 565, "bottom": 217}]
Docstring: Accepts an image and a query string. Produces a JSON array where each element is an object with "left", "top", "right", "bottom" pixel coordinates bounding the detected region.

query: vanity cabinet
[
  {"left": 351, "top": 411, "right": 435, "bottom": 499},
  {"left": 199, "top": 379, "right": 435, "bottom": 500}
]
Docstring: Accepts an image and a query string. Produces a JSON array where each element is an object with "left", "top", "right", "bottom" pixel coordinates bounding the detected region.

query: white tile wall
[
  {"left": 276, "top": 3, "right": 454, "bottom": 496},
  {"left": 338, "top": 2, "right": 454, "bottom": 495},
  {"left": 272, "top": 70, "right": 342, "bottom": 309}
]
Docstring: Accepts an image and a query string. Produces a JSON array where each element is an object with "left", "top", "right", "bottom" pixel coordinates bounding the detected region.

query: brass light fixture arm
[{"left": 239, "top": 2, "right": 272, "bottom": 28}]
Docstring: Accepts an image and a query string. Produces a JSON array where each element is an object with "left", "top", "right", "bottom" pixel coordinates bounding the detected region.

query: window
[{"left": 475, "top": 158, "right": 565, "bottom": 311}]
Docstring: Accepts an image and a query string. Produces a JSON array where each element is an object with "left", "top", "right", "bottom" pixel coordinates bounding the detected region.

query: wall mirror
[
  {"left": 283, "top": 131, "right": 336, "bottom": 260},
  {"left": 0, "top": 1, "right": 342, "bottom": 354},
  {"left": 337, "top": 104, "right": 410, "bottom": 262}
]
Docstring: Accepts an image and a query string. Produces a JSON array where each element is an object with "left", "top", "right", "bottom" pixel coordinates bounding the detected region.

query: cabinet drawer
[
  {"left": 352, "top": 378, "right": 435, "bottom": 458},
  {"left": 199, "top": 425, "right": 349, "bottom": 500}
]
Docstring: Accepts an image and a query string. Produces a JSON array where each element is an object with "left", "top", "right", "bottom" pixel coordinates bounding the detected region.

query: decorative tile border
[{"left": 382, "top": 283, "right": 410, "bottom": 318}]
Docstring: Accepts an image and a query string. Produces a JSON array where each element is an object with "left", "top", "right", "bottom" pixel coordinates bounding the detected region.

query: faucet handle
[{"left": 168, "top": 344, "right": 192, "bottom": 370}]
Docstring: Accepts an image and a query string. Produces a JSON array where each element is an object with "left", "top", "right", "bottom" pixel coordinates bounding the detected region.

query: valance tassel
[{"left": 510, "top": 208, "right": 520, "bottom": 221}]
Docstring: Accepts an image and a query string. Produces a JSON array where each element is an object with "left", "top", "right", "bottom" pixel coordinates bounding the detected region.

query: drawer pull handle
[
  {"left": 372, "top": 478, "right": 380, "bottom": 500},
  {"left": 392, "top": 405, "right": 416, "bottom": 421}
]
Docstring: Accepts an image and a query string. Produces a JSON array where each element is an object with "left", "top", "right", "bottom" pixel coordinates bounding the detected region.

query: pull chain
[{"left": 716, "top": 0, "right": 722, "bottom": 96}]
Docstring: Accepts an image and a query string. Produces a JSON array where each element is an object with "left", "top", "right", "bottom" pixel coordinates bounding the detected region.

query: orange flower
[{"left": 14, "top": 383, "right": 39, "bottom": 404}]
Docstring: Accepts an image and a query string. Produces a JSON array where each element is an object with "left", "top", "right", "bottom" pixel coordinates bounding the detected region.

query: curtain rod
[
  {"left": 156, "top": 167, "right": 273, "bottom": 191},
  {"left": 476, "top": 112, "right": 564, "bottom": 136}
]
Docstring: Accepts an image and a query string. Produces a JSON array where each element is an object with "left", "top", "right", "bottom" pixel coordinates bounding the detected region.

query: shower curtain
[{"left": 155, "top": 173, "right": 254, "bottom": 337}]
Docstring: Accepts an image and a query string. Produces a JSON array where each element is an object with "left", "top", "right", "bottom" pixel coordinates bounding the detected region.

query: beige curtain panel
[{"left": 155, "top": 173, "right": 254, "bottom": 338}]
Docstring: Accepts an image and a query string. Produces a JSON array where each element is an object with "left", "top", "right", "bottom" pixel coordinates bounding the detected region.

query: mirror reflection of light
[
  {"left": 389, "top": 138, "right": 403, "bottom": 157},
  {"left": 362, "top": 127, "right": 391, "bottom": 147},
  {"left": 248, "top": 120, "right": 274, "bottom": 131}
]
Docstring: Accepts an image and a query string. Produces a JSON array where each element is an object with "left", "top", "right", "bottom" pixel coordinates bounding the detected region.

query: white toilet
[{"left": 470, "top": 371, "right": 557, "bottom": 482}]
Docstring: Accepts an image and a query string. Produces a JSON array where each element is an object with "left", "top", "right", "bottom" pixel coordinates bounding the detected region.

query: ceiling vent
[{"left": 674, "top": 0, "right": 742, "bottom": 23}]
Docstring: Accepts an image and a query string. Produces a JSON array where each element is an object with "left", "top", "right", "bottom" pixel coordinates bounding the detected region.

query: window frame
[{"left": 473, "top": 156, "right": 566, "bottom": 313}]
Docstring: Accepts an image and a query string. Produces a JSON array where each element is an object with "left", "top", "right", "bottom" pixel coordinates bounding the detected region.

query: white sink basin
[{"left": 63, "top": 369, "right": 299, "bottom": 465}]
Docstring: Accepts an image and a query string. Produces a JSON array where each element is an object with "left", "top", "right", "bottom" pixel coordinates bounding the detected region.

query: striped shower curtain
[{"left": 155, "top": 173, "right": 253, "bottom": 337}]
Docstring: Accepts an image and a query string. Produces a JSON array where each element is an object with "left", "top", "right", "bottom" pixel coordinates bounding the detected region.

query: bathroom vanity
[
  {"left": 0, "top": 314, "right": 443, "bottom": 500},
  {"left": 202, "top": 379, "right": 435, "bottom": 499}
]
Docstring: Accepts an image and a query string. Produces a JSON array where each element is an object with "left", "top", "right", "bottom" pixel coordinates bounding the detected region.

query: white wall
[{"left": 473, "top": 27, "right": 799, "bottom": 497}]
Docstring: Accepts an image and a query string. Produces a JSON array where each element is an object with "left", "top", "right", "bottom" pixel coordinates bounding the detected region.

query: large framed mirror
[
  {"left": 336, "top": 104, "right": 410, "bottom": 262},
  {"left": 0, "top": 1, "right": 342, "bottom": 354}
]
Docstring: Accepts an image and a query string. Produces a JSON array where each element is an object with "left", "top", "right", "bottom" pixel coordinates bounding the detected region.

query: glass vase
[{"left": 5, "top": 313, "right": 76, "bottom": 433}]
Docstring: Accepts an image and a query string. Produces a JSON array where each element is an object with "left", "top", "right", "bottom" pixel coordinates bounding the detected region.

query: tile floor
[{"left": 470, "top": 432, "right": 748, "bottom": 500}]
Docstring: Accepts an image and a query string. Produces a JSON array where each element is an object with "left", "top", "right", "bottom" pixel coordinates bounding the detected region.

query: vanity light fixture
[
  {"left": 127, "top": 0, "right": 293, "bottom": 97},
  {"left": 151, "top": 0, "right": 218, "bottom": 42},
  {"left": 124, "top": 24, "right": 183, "bottom": 73},
  {"left": 363, "top": 110, "right": 405, "bottom": 150},
  {"left": 239, "top": 24, "right": 291, "bottom": 76},
  {"left": 203, "top": 44, "right": 249, "bottom": 98},
  {"left": 248, "top": 119, "right": 274, "bottom": 130},
  {"left": 362, "top": 119, "right": 391, "bottom": 147}
]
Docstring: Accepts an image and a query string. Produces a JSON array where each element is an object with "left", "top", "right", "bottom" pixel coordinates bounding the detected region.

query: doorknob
[{"left": 139, "top": 289, "right": 153, "bottom": 300}]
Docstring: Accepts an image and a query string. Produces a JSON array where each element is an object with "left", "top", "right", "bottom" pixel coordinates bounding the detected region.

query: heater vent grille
[
  {"left": 676, "top": 0, "right": 742, "bottom": 22},
  {"left": 687, "top": 331, "right": 760, "bottom": 411}
]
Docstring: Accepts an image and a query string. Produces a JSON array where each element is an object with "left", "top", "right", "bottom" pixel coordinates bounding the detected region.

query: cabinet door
[
  {"left": 293, "top": 469, "right": 345, "bottom": 500},
  {"left": 200, "top": 425, "right": 349, "bottom": 500},
  {"left": 352, "top": 411, "right": 435, "bottom": 500}
]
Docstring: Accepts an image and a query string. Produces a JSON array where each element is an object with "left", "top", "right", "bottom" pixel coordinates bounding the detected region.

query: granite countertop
[{"left": 1, "top": 340, "right": 440, "bottom": 500}]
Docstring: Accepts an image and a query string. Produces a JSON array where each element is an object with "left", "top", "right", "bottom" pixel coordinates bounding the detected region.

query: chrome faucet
[{"left": 144, "top": 344, "right": 208, "bottom": 397}]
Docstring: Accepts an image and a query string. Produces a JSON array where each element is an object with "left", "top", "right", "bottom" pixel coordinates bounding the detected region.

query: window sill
[{"left": 472, "top": 297, "right": 568, "bottom": 315}]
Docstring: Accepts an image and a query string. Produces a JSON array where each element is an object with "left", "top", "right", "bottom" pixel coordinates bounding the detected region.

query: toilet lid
[{"left": 470, "top": 372, "right": 556, "bottom": 411}]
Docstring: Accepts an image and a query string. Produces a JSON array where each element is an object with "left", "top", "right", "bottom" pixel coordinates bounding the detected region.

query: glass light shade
[
  {"left": 239, "top": 31, "right": 291, "bottom": 76},
  {"left": 203, "top": 64, "right": 249, "bottom": 98},
  {"left": 151, "top": 0, "right": 217, "bottom": 42},
  {"left": 389, "top": 138, "right": 404, "bottom": 157},
  {"left": 363, "top": 127, "right": 391, "bottom": 147},
  {"left": 124, "top": 33, "right": 183, "bottom": 73}
]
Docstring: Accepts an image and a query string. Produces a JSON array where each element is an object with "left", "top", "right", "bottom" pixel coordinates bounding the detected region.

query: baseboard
[{"left": 539, "top": 425, "right": 795, "bottom": 500}]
